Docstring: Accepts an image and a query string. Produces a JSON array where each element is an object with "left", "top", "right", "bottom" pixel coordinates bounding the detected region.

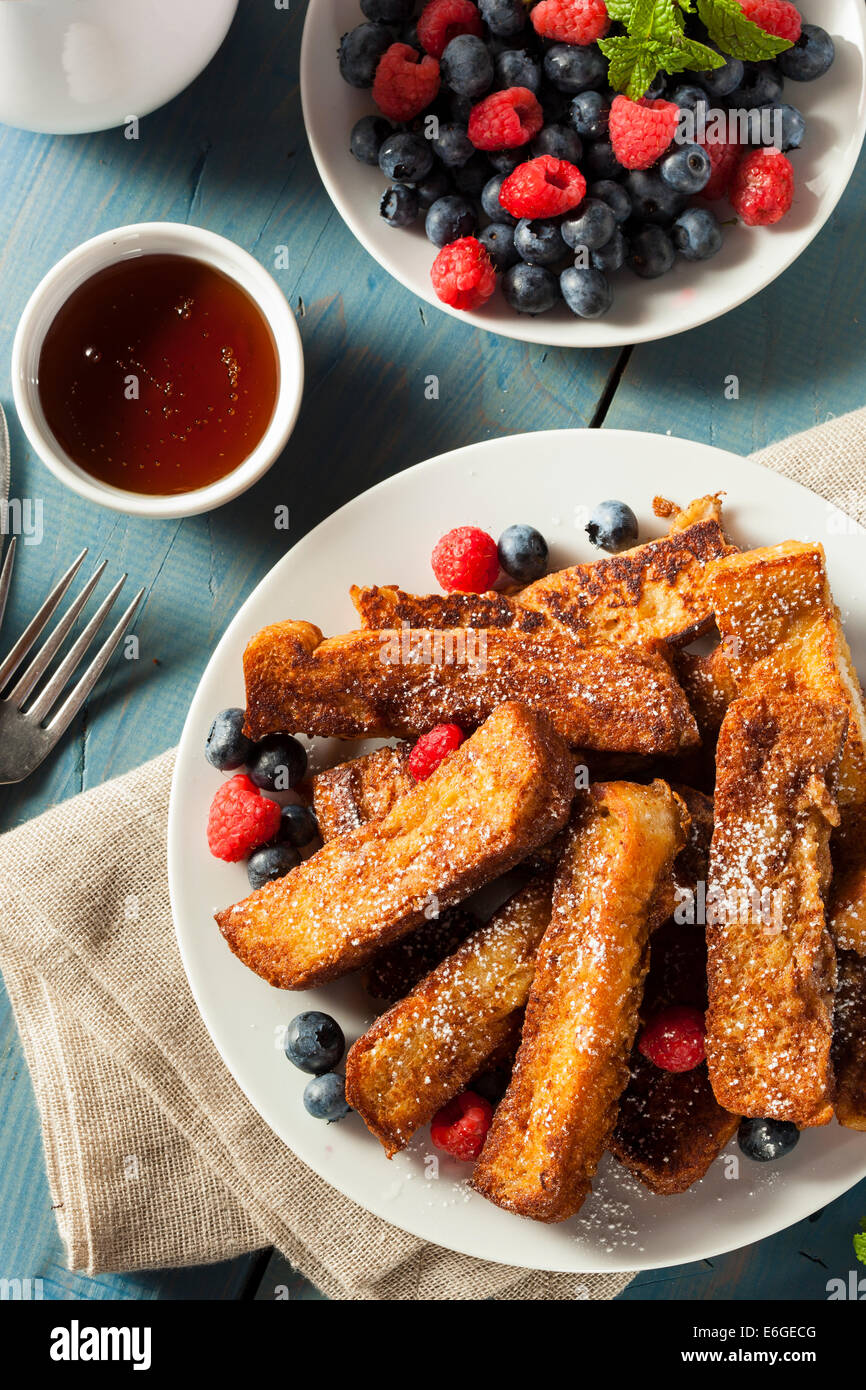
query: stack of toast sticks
[{"left": 215, "top": 494, "right": 866, "bottom": 1224}]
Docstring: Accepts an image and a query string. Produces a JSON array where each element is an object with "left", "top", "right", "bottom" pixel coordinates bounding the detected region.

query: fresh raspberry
[
  {"left": 729, "top": 147, "right": 794, "bottom": 226},
  {"left": 638, "top": 1005, "right": 706, "bottom": 1073},
  {"left": 373, "top": 43, "right": 440, "bottom": 121},
  {"left": 431, "top": 1091, "right": 494, "bottom": 1161},
  {"left": 207, "top": 774, "right": 282, "bottom": 863},
  {"left": 609, "top": 95, "right": 679, "bottom": 171},
  {"left": 430, "top": 237, "right": 497, "bottom": 311},
  {"left": 697, "top": 135, "right": 741, "bottom": 200},
  {"left": 531, "top": 0, "right": 610, "bottom": 45},
  {"left": 468, "top": 87, "right": 544, "bottom": 150},
  {"left": 499, "top": 155, "right": 586, "bottom": 218},
  {"left": 408, "top": 724, "right": 465, "bottom": 781},
  {"left": 431, "top": 524, "right": 499, "bottom": 591},
  {"left": 417, "top": 0, "right": 483, "bottom": 57},
  {"left": 737, "top": 0, "right": 801, "bottom": 41}
]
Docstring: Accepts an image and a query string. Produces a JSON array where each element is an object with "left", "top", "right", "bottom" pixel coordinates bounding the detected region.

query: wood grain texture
[{"left": 0, "top": 0, "right": 863, "bottom": 1301}]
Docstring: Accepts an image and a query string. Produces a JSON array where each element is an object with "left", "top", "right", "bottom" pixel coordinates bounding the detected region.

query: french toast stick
[
  {"left": 312, "top": 742, "right": 413, "bottom": 841},
  {"left": 829, "top": 860, "right": 866, "bottom": 957},
  {"left": 345, "top": 876, "right": 554, "bottom": 1156},
  {"left": 352, "top": 496, "right": 734, "bottom": 648},
  {"left": 242, "top": 620, "right": 699, "bottom": 754},
  {"left": 472, "top": 780, "right": 687, "bottom": 1222},
  {"left": 705, "top": 691, "right": 847, "bottom": 1127},
  {"left": 674, "top": 646, "right": 738, "bottom": 740},
  {"left": 216, "top": 702, "right": 574, "bottom": 990},
  {"left": 833, "top": 951, "right": 866, "bottom": 1131}
]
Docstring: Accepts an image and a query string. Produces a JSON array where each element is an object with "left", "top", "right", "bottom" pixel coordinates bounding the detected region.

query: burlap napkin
[{"left": 0, "top": 407, "right": 863, "bottom": 1301}]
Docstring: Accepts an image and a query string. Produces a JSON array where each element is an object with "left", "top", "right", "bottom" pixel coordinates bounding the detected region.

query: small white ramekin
[{"left": 12, "top": 222, "right": 304, "bottom": 519}]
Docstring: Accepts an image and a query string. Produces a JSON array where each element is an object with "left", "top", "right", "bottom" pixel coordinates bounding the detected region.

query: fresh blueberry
[
  {"left": 479, "top": 0, "right": 526, "bottom": 37},
  {"left": 360, "top": 0, "right": 413, "bottom": 19},
  {"left": 698, "top": 52, "right": 744, "bottom": 99},
  {"left": 401, "top": 19, "right": 421, "bottom": 49},
  {"left": 628, "top": 225, "right": 675, "bottom": 278},
  {"left": 497, "top": 524, "right": 549, "bottom": 582},
  {"left": 277, "top": 802, "right": 320, "bottom": 848},
  {"left": 303, "top": 1072, "right": 351, "bottom": 1122},
  {"left": 449, "top": 89, "right": 475, "bottom": 124},
  {"left": 778, "top": 24, "right": 834, "bottom": 82},
  {"left": 515, "top": 217, "right": 567, "bottom": 266},
  {"left": 532, "top": 123, "right": 583, "bottom": 163},
  {"left": 729, "top": 62, "right": 783, "bottom": 109},
  {"left": 670, "top": 83, "right": 709, "bottom": 114},
  {"left": 247, "top": 734, "right": 307, "bottom": 791},
  {"left": 672, "top": 206, "right": 723, "bottom": 261},
  {"left": 416, "top": 166, "right": 453, "bottom": 208},
  {"left": 380, "top": 183, "right": 419, "bottom": 227},
  {"left": 285, "top": 1011, "right": 345, "bottom": 1075},
  {"left": 378, "top": 130, "right": 433, "bottom": 183},
  {"left": 453, "top": 153, "right": 492, "bottom": 196},
  {"left": 659, "top": 143, "right": 711, "bottom": 194},
  {"left": 425, "top": 193, "right": 477, "bottom": 246},
  {"left": 738, "top": 1118, "right": 800, "bottom": 1162},
  {"left": 624, "top": 170, "right": 686, "bottom": 226},
  {"left": 487, "top": 146, "right": 524, "bottom": 174},
  {"left": 589, "top": 179, "right": 631, "bottom": 223},
  {"left": 502, "top": 262, "right": 560, "bottom": 314},
  {"left": 350, "top": 114, "right": 393, "bottom": 165},
  {"left": 494, "top": 47, "right": 541, "bottom": 93},
  {"left": 570, "top": 90, "right": 609, "bottom": 141},
  {"left": 543, "top": 43, "right": 607, "bottom": 94},
  {"left": 583, "top": 139, "right": 619, "bottom": 181},
  {"left": 643, "top": 72, "right": 668, "bottom": 101},
  {"left": 481, "top": 173, "right": 517, "bottom": 224},
  {"left": 756, "top": 102, "right": 805, "bottom": 151},
  {"left": 205, "top": 708, "right": 252, "bottom": 771},
  {"left": 479, "top": 222, "right": 520, "bottom": 271},
  {"left": 339, "top": 23, "right": 394, "bottom": 88},
  {"left": 560, "top": 265, "right": 612, "bottom": 318},
  {"left": 561, "top": 197, "right": 616, "bottom": 252},
  {"left": 591, "top": 227, "right": 628, "bottom": 273},
  {"left": 441, "top": 34, "right": 493, "bottom": 99},
  {"left": 586, "top": 500, "right": 639, "bottom": 552},
  {"left": 432, "top": 122, "right": 475, "bottom": 168},
  {"left": 247, "top": 841, "right": 300, "bottom": 891}
]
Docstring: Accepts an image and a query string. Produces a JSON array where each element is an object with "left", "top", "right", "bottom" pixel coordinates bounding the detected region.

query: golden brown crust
[
  {"left": 833, "top": 950, "right": 866, "bottom": 1131},
  {"left": 829, "top": 858, "right": 866, "bottom": 957},
  {"left": 345, "top": 876, "right": 554, "bottom": 1156},
  {"left": 242, "top": 620, "right": 699, "bottom": 754},
  {"left": 312, "top": 743, "right": 413, "bottom": 842},
  {"left": 705, "top": 691, "right": 846, "bottom": 1128},
  {"left": 674, "top": 646, "right": 737, "bottom": 740},
  {"left": 216, "top": 703, "right": 574, "bottom": 990},
  {"left": 471, "top": 780, "right": 687, "bottom": 1223}
]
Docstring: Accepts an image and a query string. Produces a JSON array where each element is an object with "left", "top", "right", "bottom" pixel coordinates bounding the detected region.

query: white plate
[
  {"left": 169, "top": 429, "right": 866, "bottom": 1273},
  {"left": 300, "top": 0, "right": 866, "bottom": 347}
]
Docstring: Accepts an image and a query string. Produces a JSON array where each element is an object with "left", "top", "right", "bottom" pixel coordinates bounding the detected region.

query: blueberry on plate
[
  {"left": 543, "top": 42, "right": 607, "bottom": 94},
  {"left": 697, "top": 52, "right": 743, "bottom": 99},
  {"left": 514, "top": 217, "right": 567, "bottom": 267},
  {"left": 432, "top": 122, "right": 475, "bottom": 168},
  {"left": 624, "top": 170, "right": 686, "bottom": 227},
  {"left": 303, "top": 1072, "right": 351, "bottom": 1122},
  {"left": 378, "top": 130, "right": 433, "bottom": 184},
  {"left": 285, "top": 1011, "right": 346, "bottom": 1075},
  {"left": 360, "top": 0, "right": 414, "bottom": 19},
  {"left": 756, "top": 102, "right": 805, "bottom": 152},
  {"left": 586, "top": 500, "right": 639, "bottom": 553},
  {"left": 481, "top": 173, "right": 516, "bottom": 225},
  {"left": 502, "top": 263, "right": 560, "bottom": 314},
  {"left": 591, "top": 228, "right": 627, "bottom": 274},
  {"left": 247, "top": 841, "right": 300, "bottom": 891},
  {"left": 441, "top": 34, "right": 493, "bottom": 99},
  {"left": 205, "top": 708, "right": 252, "bottom": 771},
  {"left": 570, "top": 91, "right": 609, "bottom": 141},
  {"left": 494, "top": 47, "right": 541, "bottom": 93},
  {"left": 498, "top": 524, "right": 549, "bottom": 583},
  {"left": 730, "top": 62, "right": 783, "bottom": 110},
  {"left": 531, "top": 123, "right": 583, "bottom": 164},
  {"left": 416, "top": 166, "right": 453, "bottom": 208},
  {"left": 380, "top": 183, "right": 420, "bottom": 228},
  {"left": 479, "top": 222, "right": 520, "bottom": 272},
  {"left": 670, "top": 84, "right": 709, "bottom": 113},
  {"left": 487, "top": 145, "right": 524, "bottom": 175},
  {"left": 561, "top": 197, "right": 616, "bottom": 252},
  {"left": 247, "top": 733, "right": 307, "bottom": 791},
  {"left": 453, "top": 152, "right": 492, "bottom": 197},
  {"left": 582, "top": 139, "right": 619, "bottom": 181},
  {"left": 479, "top": 0, "right": 526, "bottom": 38},
  {"left": 778, "top": 25, "right": 834, "bottom": 82},
  {"left": 425, "top": 194, "right": 477, "bottom": 247},
  {"left": 672, "top": 207, "right": 723, "bottom": 262},
  {"left": 350, "top": 114, "right": 393, "bottom": 166},
  {"left": 339, "top": 23, "right": 394, "bottom": 88},
  {"left": 659, "top": 143, "right": 711, "bottom": 195},
  {"left": 560, "top": 265, "right": 612, "bottom": 319},
  {"left": 277, "top": 802, "right": 320, "bottom": 849},
  {"left": 589, "top": 179, "right": 630, "bottom": 224},
  {"left": 738, "top": 1117, "right": 800, "bottom": 1162},
  {"left": 628, "top": 226, "right": 675, "bottom": 279}
]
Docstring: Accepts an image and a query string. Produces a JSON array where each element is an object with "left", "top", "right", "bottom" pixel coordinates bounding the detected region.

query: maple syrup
[{"left": 38, "top": 253, "right": 279, "bottom": 496}]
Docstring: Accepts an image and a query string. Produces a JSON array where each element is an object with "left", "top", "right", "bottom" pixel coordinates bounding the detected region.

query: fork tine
[
  {"left": 0, "top": 548, "right": 87, "bottom": 693},
  {"left": 0, "top": 536, "right": 17, "bottom": 636},
  {"left": 28, "top": 575, "right": 129, "bottom": 723},
  {"left": 40, "top": 588, "right": 144, "bottom": 739},
  {"left": 8, "top": 561, "right": 108, "bottom": 709}
]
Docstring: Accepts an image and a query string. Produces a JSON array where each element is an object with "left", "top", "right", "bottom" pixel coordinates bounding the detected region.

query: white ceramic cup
[{"left": 12, "top": 222, "right": 304, "bottom": 519}]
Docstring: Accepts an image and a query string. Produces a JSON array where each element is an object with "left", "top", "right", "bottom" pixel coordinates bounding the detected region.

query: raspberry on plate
[
  {"left": 373, "top": 43, "right": 440, "bottom": 121},
  {"left": 207, "top": 774, "right": 282, "bottom": 863},
  {"left": 431, "top": 523, "right": 499, "bottom": 590},
  {"left": 499, "top": 154, "right": 586, "bottom": 218},
  {"left": 609, "top": 95, "right": 679, "bottom": 171},
  {"left": 730, "top": 147, "right": 794, "bottom": 225},
  {"left": 697, "top": 135, "right": 741, "bottom": 200},
  {"left": 408, "top": 723, "right": 465, "bottom": 781},
  {"left": 417, "top": 0, "right": 483, "bottom": 58},
  {"left": 468, "top": 87, "right": 543, "bottom": 150},
  {"left": 431, "top": 1091, "right": 494, "bottom": 1160},
  {"left": 737, "top": 0, "right": 802, "bottom": 42},
  {"left": 638, "top": 1004, "right": 706, "bottom": 1073},
  {"left": 430, "top": 236, "right": 497, "bottom": 310},
  {"left": 530, "top": 0, "right": 610, "bottom": 46}
]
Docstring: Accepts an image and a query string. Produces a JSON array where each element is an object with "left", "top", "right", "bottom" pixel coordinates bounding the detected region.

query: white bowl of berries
[{"left": 301, "top": 0, "right": 866, "bottom": 345}]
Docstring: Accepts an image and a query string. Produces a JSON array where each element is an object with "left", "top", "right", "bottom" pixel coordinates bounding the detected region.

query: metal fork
[{"left": 0, "top": 544, "right": 144, "bottom": 784}]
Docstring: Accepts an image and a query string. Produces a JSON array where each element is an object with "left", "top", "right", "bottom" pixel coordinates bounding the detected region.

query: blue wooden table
[{"left": 0, "top": 0, "right": 864, "bottom": 1303}]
